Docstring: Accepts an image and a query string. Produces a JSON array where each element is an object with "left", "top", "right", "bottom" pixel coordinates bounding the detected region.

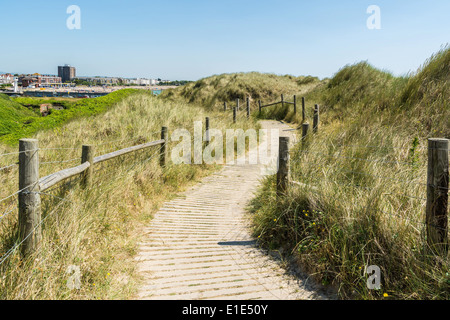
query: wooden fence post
[
  {"left": 426, "top": 138, "right": 449, "bottom": 255},
  {"left": 277, "top": 136, "right": 290, "bottom": 197},
  {"left": 160, "top": 126, "right": 168, "bottom": 167},
  {"left": 205, "top": 117, "right": 210, "bottom": 144},
  {"left": 293, "top": 95, "right": 297, "bottom": 114},
  {"left": 246, "top": 97, "right": 250, "bottom": 119},
  {"left": 302, "top": 123, "right": 309, "bottom": 140},
  {"left": 236, "top": 98, "right": 240, "bottom": 111},
  {"left": 224, "top": 102, "right": 227, "bottom": 111},
  {"left": 81, "top": 145, "right": 94, "bottom": 188},
  {"left": 281, "top": 94, "right": 284, "bottom": 108},
  {"left": 18, "top": 138, "right": 41, "bottom": 257},
  {"left": 302, "top": 97, "right": 305, "bottom": 122},
  {"left": 233, "top": 107, "right": 237, "bottom": 123},
  {"left": 313, "top": 104, "right": 319, "bottom": 133},
  {"left": 302, "top": 123, "right": 310, "bottom": 147}
]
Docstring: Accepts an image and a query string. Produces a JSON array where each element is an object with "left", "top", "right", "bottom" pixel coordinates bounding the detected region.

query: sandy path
[{"left": 135, "top": 120, "right": 332, "bottom": 300}]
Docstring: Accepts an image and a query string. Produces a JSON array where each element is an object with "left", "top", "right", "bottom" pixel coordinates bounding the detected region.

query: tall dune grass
[{"left": 250, "top": 46, "right": 450, "bottom": 299}]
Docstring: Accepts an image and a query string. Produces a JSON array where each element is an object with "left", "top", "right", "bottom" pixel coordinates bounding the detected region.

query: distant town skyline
[{"left": 1, "top": 0, "right": 449, "bottom": 80}]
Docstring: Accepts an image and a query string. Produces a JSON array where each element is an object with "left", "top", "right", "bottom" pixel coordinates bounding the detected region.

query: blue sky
[{"left": 0, "top": 0, "right": 449, "bottom": 80}]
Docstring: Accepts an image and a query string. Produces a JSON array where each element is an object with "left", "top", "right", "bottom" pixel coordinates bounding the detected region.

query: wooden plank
[
  {"left": 93, "top": 139, "right": 164, "bottom": 164},
  {"left": 261, "top": 101, "right": 281, "bottom": 108},
  {"left": 39, "top": 162, "right": 90, "bottom": 192}
]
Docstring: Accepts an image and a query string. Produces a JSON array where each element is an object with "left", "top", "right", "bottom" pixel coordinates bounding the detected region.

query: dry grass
[{"left": 160, "top": 72, "right": 321, "bottom": 111}]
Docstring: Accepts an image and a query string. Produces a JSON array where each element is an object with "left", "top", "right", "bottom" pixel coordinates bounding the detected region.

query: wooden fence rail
[
  {"left": 223, "top": 94, "right": 305, "bottom": 121},
  {"left": 16, "top": 127, "right": 168, "bottom": 256}
]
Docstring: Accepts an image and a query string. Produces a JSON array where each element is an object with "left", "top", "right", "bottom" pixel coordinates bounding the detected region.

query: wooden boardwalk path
[{"left": 136, "top": 120, "right": 331, "bottom": 300}]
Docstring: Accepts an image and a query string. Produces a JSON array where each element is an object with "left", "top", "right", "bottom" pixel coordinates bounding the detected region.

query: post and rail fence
[
  {"left": 2, "top": 92, "right": 448, "bottom": 265},
  {"left": 221, "top": 94, "right": 309, "bottom": 124},
  {"left": 2, "top": 93, "right": 311, "bottom": 262},
  {"left": 10, "top": 127, "right": 169, "bottom": 257}
]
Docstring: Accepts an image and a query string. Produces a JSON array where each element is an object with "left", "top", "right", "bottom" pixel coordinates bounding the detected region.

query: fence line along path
[{"left": 135, "top": 120, "right": 332, "bottom": 300}]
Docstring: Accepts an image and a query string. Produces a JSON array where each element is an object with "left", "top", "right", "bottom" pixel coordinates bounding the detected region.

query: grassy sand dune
[
  {"left": 161, "top": 72, "right": 322, "bottom": 111},
  {"left": 250, "top": 46, "right": 450, "bottom": 299}
]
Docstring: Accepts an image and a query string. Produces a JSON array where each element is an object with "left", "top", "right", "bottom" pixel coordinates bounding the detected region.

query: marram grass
[{"left": 249, "top": 46, "right": 450, "bottom": 300}]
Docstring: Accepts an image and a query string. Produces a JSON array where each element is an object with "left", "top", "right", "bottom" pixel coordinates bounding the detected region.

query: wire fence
[
  {"left": 289, "top": 144, "right": 450, "bottom": 232},
  {"left": 0, "top": 116, "right": 227, "bottom": 269},
  {"left": 0, "top": 128, "right": 170, "bottom": 267}
]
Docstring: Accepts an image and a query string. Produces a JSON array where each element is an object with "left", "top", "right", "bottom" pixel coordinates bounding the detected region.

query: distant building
[
  {"left": 19, "top": 74, "right": 62, "bottom": 88},
  {"left": 19, "top": 76, "right": 39, "bottom": 88},
  {"left": 40, "top": 75, "right": 62, "bottom": 86},
  {"left": 58, "top": 65, "right": 76, "bottom": 83},
  {"left": 128, "top": 78, "right": 151, "bottom": 86},
  {"left": 0, "top": 74, "right": 15, "bottom": 84}
]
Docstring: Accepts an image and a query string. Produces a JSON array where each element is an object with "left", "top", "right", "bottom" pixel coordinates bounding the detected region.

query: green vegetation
[
  {"left": 250, "top": 46, "right": 450, "bottom": 299},
  {"left": 0, "top": 89, "right": 141, "bottom": 145},
  {"left": 0, "top": 94, "right": 38, "bottom": 137}
]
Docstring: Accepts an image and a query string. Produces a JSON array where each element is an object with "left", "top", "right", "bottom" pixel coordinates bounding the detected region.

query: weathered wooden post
[
  {"left": 205, "top": 117, "right": 210, "bottom": 145},
  {"left": 258, "top": 100, "right": 262, "bottom": 115},
  {"left": 81, "top": 145, "right": 94, "bottom": 188},
  {"left": 293, "top": 95, "right": 297, "bottom": 114},
  {"left": 246, "top": 97, "right": 250, "bottom": 119},
  {"left": 302, "top": 123, "right": 310, "bottom": 147},
  {"left": 302, "top": 97, "right": 305, "bottom": 122},
  {"left": 277, "top": 136, "right": 290, "bottom": 197},
  {"left": 313, "top": 104, "right": 319, "bottom": 133},
  {"left": 236, "top": 98, "right": 240, "bottom": 111},
  {"left": 224, "top": 102, "right": 227, "bottom": 111},
  {"left": 281, "top": 94, "right": 284, "bottom": 108},
  {"left": 18, "top": 138, "right": 41, "bottom": 257},
  {"left": 302, "top": 123, "right": 309, "bottom": 140},
  {"left": 426, "top": 138, "right": 449, "bottom": 255},
  {"left": 160, "top": 126, "right": 168, "bottom": 167},
  {"left": 233, "top": 107, "right": 237, "bottom": 124}
]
